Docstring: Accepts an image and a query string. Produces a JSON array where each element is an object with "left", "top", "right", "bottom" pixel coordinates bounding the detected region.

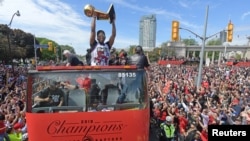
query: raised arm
[
  {"left": 90, "top": 16, "right": 97, "bottom": 47},
  {"left": 108, "top": 17, "right": 116, "bottom": 47}
]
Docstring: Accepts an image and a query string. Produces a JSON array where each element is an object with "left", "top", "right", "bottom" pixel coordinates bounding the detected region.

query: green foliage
[
  {"left": 148, "top": 52, "right": 160, "bottom": 62},
  {"left": 205, "top": 39, "right": 221, "bottom": 60},
  {"left": 182, "top": 38, "right": 198, "bottom": 45},
  {"left": 36, "top": 37, "right": 56, "bottom": 60},
  {"left": 0, "top": 25, "right": 36, "bottom": 63},
  {"left": 0, "top": 23, "right": 232, "bottom": 64},
  {"left": 158, "top": 42, "right": 177, "bottom": 58},
  {"left": 0, "top": 24, "right": 77, "bottom": 63},
  {"left": 206, "top": 38, "right": 222, "bottom": 45},
  {"left": 235, "top": 53, "right": 242, "bottom": 60},
  {"left": 128, "top": 45, "right": 137, "bottom": 55},
  {"left": 31, "top": 37, "right": 75, "bottom": 61}
]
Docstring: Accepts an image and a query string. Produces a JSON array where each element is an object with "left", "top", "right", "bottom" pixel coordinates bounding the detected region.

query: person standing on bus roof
[
  {"left": 128, "top": 45, "right": 150, "bottom": 70},
  {"left": 89, "top": 11, "right": 116, "bottom": 66},
  {"left": 85, "top": 49, "right": 91, "bottom": 66},
  {"left": 63, "top": 50, "right": 83, "bottom": 66}
]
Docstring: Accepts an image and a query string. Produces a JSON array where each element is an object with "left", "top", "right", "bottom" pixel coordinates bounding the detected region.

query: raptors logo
[{"left": 95, "top": 46, "right": 109, "bottom": 65}]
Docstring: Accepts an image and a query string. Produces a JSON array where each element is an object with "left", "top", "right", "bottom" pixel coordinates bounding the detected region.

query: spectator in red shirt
[
  {"left": 0, "top": 113, "right": 10, "bottom": 141},
  {"left": 177, "top": 112, "right": 188, "bottom": 141}
]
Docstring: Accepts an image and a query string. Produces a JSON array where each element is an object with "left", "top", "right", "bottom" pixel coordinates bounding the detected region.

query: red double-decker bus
[{"left": 25, "top": 65, "right": 149, "bottom": 141}]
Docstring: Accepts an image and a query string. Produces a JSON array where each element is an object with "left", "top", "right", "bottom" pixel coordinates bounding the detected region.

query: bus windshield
[{"left": 27, "top": 69, "right": 147, "bottom": 113}]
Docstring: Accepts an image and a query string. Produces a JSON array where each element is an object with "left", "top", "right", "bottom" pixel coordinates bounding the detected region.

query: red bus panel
[{"left": 26, "top": 109, "right": 149, "bottom": 141}]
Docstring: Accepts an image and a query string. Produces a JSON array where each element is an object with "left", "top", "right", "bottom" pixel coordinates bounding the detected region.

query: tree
[
  {"left": 0, "top": 24, "right": 79, "bottom": 64},
  {"left": 206, "top": 39, "right": 222, "bottom": 46},
  {"left": 159, "top": 42, "right": 171, "bottom": 59},
  {"left": 182, "top": 38, "right": 198, "bottom": 45},
  {"left": 206, "top": 39, "right": 221, "bottom": 60},
  {"left": 182, "top": 38, "right": 199, "bottom": 58},
  {"left": 128, "top": 45, "right": 137, "bottom": 55},
  {"left": 150, "top": 48, "right": 162, "bottom": 62},
  {"left": 235, "top": 53, "right": 242, "bottom": 60},
  {"left": 0, "top": 25, "right": 36, "bottom": 63}
]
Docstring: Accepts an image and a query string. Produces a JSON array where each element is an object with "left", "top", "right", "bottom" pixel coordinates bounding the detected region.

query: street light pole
[
  {"left": 8, "top": 10, "right": 20, "bottom": 27},
  {"left": 179, "top": 6, "right": 229, "bottom": 87},
  {"left": 7, "top": 10, "right": 21, "bottom": 71},
  {"left": 197, "top": 6, "right": 209, "bottom": 88}
]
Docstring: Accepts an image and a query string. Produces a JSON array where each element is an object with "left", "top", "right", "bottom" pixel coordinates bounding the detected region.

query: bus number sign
[{"left": 118, "top": 72, "right": 136, "bottom": 78}]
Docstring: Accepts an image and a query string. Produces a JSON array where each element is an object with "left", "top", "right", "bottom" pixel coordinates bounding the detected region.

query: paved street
[
  {"left": 150, "top": 131, "right": 158, "bottom": 141},
  {"left": 150, "top": 125, "right": 160, "bottom": 141}
]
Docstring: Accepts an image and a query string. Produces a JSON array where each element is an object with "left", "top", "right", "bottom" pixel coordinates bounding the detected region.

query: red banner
[
  {"left": 158, "top": 60, "right": 184, "bottom": 65},
  {"left": 26, "top": 109, "right": 149, "bottom": 141}
]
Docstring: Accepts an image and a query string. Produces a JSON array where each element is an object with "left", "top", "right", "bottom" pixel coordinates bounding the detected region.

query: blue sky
[{"left": 0, "top": 0, "right": 250, "bottom": 55}]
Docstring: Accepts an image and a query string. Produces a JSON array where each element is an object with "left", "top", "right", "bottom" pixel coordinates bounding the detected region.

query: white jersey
[{"left": 91, "top": 42, "right": 110, "bottom": 66}]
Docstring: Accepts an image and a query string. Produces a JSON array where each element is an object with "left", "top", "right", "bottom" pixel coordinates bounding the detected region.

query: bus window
[
  {"left": 26, "top": 67, "right": 150, "bottom": 141},
  {"left": 28, "top": 70, "right": 147, "bottom": 113}
]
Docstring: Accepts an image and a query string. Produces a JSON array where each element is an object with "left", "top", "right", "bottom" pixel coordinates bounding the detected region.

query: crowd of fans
[
  {"left": 0, "top": 65, "right": 28, "bottom": 141},
  {"left": 149, "top": 62, "right": 250, "bottom": 141},
  {"left": 0, "top": 55, "right": 250, "bottom": 141}
]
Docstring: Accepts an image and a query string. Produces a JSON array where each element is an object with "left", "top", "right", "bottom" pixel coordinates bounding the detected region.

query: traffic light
[
  {"left": 54, "top": 46, "right": 57, "bottom": 54},
  {"left": 172, "top": 21, "right": 179, "bottom": 41},
  {"left": 48, "top": 41, "right": 53, "bottom": 51},
  {"left": 227, "top": 21, "right": 233, "bottom": 42}
]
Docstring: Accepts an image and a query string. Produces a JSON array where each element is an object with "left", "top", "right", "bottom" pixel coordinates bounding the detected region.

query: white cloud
[
  {"left": 107, "top": 0, "right": 181, "bottom": 19},
  {"left": 241, "top": 11, "right": 250, "bottom": 20},
  {"left": 0, "top": 0, "right": 136, "bottom": 55},
  {"left": 0, "top": 0, "right": 132, "bottom": 55},
  {"left": 178, "top": 1, "right": 189, "bottom": 8},
  {"left": 0, "top": 0, "right": 92, "bottom": 55},
  {"left": 1, "top": 0, "right": 249, "bottom": 56}
]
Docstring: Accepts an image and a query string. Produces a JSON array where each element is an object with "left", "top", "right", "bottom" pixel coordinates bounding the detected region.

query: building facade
[{"left": 139, "top": 14, "right": 156, "bottom": 48}]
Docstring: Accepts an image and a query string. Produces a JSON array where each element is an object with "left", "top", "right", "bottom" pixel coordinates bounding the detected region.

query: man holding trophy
[{"left": 84, "top": 4, "right": 116, "bottom": 66}]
